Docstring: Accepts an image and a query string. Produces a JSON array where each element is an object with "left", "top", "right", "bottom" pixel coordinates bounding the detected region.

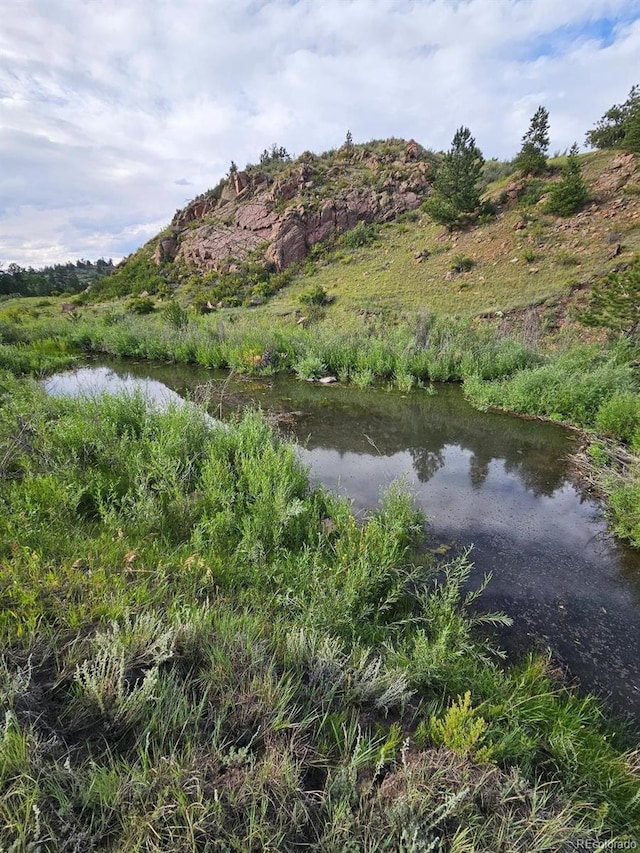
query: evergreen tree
[
  {"left": 582, "top": 255, "right": 640, "bottom": 339},
  {"left": 623, "top": 108, "right": 640, "bottom": 154},
  {"left": 546, "top": 144, "right": 589, "bottom": 216},
  {"left": 586, "top": 84, "right": 640, "bottom": 151},
  {"left": 425, "top": 126, "right": 484, "bottom": 227},
  {"left": 515, "top": 106, "right": 550, "bottom": 176}
]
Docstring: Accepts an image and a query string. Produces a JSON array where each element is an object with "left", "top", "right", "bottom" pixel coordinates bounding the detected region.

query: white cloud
[{"left": 1, "top": 0, "right": 639, "bottom": 266}]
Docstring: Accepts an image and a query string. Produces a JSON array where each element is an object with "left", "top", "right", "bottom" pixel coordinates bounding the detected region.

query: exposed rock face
[
  {"left": 154, "top": 236, "right": 179, "bottom": 263},
  {"left": 162, "top": 140, "right": 433, "bottom": 272}
]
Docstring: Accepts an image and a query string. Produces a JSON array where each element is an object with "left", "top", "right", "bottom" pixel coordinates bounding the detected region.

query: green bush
[
  {"left": 162, "top": 299, "right": 189, "bottom": 330},
  {"left": 517, "top": 178, "right": 549, "bottom": 208},
  {"left": 465, "top": 347, "right": 634, "bottom": 427},
  {"left": 340, "top": 222, "right": 378, "bottom": 249},
  {"left": 450, "top": 255, "right": 475, "bottom": 273},
  {"left": 300, "top": 284, "right": 330, "bottom": 306},
  {"left": 293, "top": 354, "right": 326, "bottom": 380},
  {"left": 595, "top": 393, "right": 640, "bottom": 443},
  {"left": 126, "top": 296, "right": 155, "bottom": 315},
  {"left": 609, "top": 476, "right": 640, "bottom": 545}
]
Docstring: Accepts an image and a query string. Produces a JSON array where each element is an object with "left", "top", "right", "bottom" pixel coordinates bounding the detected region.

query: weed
[{"left": 450, "top": 255, "right": 475, "bottom": 273}]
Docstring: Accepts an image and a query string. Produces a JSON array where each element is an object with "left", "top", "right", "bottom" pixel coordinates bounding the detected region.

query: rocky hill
[
  {"left": 96, "top": 141, "right": 640, "bottom": 323},
  {"left": 153, "top": 139, "right": 435, "bottom": 274}
]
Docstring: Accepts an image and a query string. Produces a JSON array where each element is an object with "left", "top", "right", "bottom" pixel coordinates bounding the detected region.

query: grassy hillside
[{"left": 255, "top": 150, "right": 640, "bottom": 320}]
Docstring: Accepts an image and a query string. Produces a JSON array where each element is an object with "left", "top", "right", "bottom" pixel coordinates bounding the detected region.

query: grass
[{"left": 0, "top": 375, "right": 638, "bottom": 848}]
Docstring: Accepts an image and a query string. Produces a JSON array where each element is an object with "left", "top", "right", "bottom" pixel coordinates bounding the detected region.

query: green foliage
[
  {"left": 259, "top": 142, "right": 292, "bottom": 168},
  {"left": 555, "top": 249, "right": 580, "bottom": 267},
  {"left": 351, "top": 367, "right": 375, "bottom": 388},
  {"left": 0, "top": 342, "right": 75, "bottom": 376},
  {"left": 162, "top": 299, "right": 189, "bottom": 330},
  {"left": 480, "top": 158, "right": 516, "bottom": 188},
  {"left": 340, "top": 222, "right": 378, "bottom": 249},
  {"left": 0, "top": 381, "right": 638, "bottom": 846},
  {"left": 624, "top": 108, "right": 640, "bottom": 153},
  {"left": 515, "top": 106, "right": 550, "bottom": 176},
  {"left": 425, "top": 126, "right": 485, "bottom": 227},
  {"left": 609, "top": 475, "right": 640, "bottom": 545},
  {"left": 450, "top": 255, "right": 475, "bottom": 273},
  {"left": 300, "top": 283, "right": 330, "bottom": 306},
  {"left": 429, "top": 691, "right": 494, "bottom": 762},
  {"left": 595, "top": 393, "right": 640, "bottom": 443},
  {"left": 0, "top": 258, "right": 113, "bottom": 298},
  {"left": 583, "top": 255, "right": 640, "bottom": 338},
  {"left": 293, "top": 354, "right": 326, "bottom": 380},
  {"left": 126, "top": 296, "right": 155, "bottom": 315},
  {"left": 546, "top": 144, "right": 589, "bottom": 216},
  {"left": 586, "top": 84, "right": 640, "bottom": 151},
  {"left": 93, "top": 252, "right": 166, "bottom": 300},
  {"left": 465, "top": 345, "right": 636, "bottom": 427},
  {"left": 517, "top": 177, "right": 550, "bottom": 208}
]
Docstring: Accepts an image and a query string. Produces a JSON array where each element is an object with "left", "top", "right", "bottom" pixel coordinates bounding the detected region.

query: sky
[{"left": 1, "top": 0, "right": 639, "bottom": 268}]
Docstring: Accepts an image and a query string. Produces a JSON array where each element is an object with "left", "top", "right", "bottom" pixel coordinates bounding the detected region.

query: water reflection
[
  {"left": 43, "top": 366, "right": 186, "bottom": 409},
  {"left": 44, "top": 361, "right": 640, "bottom": 722}
]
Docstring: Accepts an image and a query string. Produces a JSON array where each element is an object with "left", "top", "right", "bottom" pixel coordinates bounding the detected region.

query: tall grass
[{"left": 0, "top": 379, "right": 638, "bottom": 848}]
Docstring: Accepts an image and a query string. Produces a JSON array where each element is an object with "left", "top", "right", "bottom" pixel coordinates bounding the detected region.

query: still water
[{"left": 44, "top": 360, "right": 640, "bottom": 723}]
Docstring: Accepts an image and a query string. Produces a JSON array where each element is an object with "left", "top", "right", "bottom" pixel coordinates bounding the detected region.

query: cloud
[{"left": 1, "top": 0, "right": 639, "bottom": 266}]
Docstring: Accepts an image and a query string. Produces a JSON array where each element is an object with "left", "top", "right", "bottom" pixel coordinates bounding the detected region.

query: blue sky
[{"left": 1, "top": 0, "right": 639, "bottom": 267}]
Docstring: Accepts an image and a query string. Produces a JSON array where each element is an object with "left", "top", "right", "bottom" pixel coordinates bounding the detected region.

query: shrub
[
  {"left": 480, "top": 158, "right": 516, "bottom": 188},
  {"left": 595, "top": 393, "right": 640, "bottom": 443},
  {"left": 555, "top": 250, "right": 580, "bottom": 267},
  {"left": 300, "top": 284, "right": 330, "bottom": 306},
  {"left": 126, "top": 296, "right": 155, "bottom": 315},
  {"left": 293, "top": 355, "right": 326, "bottom": 380},
  {"left": 162, "top": 300, "right": 189, "bottom": 330},
  {"left": 450, "top": 255, "right": 475, "bottom": 273},
  {"left": 340, "top": 222, "right": 378, "bottom": 249},
  {"left": 517, "top": 178, "right": 549, "bottom": 208}
]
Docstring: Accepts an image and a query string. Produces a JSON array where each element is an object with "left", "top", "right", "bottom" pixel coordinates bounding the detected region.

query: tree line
[{"left": 0, "top": 258, "right": 114, "bottom": 297}]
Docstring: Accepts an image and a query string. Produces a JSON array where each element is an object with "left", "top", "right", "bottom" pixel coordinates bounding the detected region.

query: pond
[{"left": 44, "top": 360, "right": 640, "bottom": 724}]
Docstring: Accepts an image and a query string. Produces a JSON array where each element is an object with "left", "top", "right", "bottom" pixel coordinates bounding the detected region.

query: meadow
[{"left": 1, "top": 369, "right": 639, "bottom": 849}]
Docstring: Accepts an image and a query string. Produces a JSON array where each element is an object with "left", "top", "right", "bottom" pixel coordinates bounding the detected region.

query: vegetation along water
[{"left": 2, "top": 97, "right": 640, "bottom": 848}]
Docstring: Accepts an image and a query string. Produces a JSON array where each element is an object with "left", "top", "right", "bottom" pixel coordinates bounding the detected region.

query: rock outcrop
[{"left": 160, "top": 139, "right": 434, "bottom": 273}]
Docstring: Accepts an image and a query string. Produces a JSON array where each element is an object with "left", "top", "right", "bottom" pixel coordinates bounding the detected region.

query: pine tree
[
  {"left": 586, "top": 84, "right": 640, "bottom": 151},
  {"left": 624, "top": 108, "right": 640, "bottom": 154},
  {"left": 425, "top": 126, "right": 484, "bottom": 227},
  {"left": 515, "top": 106, "right": 550, "bottom": 176},
  {"left": 546, "top": 144, "right": 589, "bottom": 216},
  {"left": 582, "top": 255, "right": 640, "bottom": 339}
]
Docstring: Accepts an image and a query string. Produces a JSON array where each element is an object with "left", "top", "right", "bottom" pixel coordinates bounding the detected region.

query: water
[{"left": 44, "top": 360, "right": 640, "bottom": 723}]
